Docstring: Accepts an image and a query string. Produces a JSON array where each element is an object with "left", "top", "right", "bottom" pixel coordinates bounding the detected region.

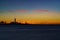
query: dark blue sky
[{"left": 0, "top": 0, "right": 60, "bottom": 12}]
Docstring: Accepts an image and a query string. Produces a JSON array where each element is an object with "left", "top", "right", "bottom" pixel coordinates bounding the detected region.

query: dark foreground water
[{"left": 0, "top": 25, "right": 60, "bottom": 40}]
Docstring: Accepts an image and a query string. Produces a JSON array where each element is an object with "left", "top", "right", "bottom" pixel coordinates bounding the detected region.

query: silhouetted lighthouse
[{"left": 14, "top": 18, "right": 16, "bottom": 23}]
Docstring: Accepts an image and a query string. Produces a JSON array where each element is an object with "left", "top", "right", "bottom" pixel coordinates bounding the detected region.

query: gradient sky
[{"left": 0, "top": 0, "right": 60, "bottom": 24}]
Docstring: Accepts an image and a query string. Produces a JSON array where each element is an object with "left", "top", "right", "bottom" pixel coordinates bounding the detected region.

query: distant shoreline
[{"left": 0, "top": 24, "right": 60, "bottom": 26}]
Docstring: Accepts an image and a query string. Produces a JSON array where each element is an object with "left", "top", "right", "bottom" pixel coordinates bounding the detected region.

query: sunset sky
[{"left": 0, "top": 0, "right": 60, "bottom": 24}]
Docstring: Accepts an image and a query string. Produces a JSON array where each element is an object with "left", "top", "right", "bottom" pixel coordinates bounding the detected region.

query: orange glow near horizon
[
  {"left": 1, "top": 19, "right": 60, "bottom": 24},
  {"left": 0, "top": 10, "right": 60, "bottom": 24}
]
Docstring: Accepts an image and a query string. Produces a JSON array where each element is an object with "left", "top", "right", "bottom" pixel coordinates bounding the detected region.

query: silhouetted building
[
  {"left": 9, "top": 18, "right": 17, "bottom": 24},
  {"left": 0, "top": 18, "right": 29, "bottom": 25},
  {"left": 9, "top": 18, "right": 22, "bottom": 25},
  {"left": 14, "top": 18, "right": 16, "bottom": 23},
  {"left": 0, "top": 21, "right": 5, "bottom": 24}
]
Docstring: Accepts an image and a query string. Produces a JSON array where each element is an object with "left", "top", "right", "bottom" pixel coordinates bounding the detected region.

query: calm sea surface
[{"left": 0, "top": 25, "right": 60, "bottom": 40}]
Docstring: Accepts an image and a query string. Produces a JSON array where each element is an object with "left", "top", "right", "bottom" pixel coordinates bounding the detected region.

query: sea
[{"left": 0, "top": 24, "right": 60, "bottom": 40}]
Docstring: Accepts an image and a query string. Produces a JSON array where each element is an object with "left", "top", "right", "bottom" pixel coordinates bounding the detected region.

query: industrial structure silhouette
[{"left": 0, "top": 18, "right": 28, "bottom": 25}]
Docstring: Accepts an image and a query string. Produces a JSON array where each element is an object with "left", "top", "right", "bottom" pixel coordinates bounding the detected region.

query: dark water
[{"left": 0, "top": 25, "right": 60, "bottom": 40}]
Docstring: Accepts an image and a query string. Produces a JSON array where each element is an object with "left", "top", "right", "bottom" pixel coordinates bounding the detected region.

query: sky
[{"left": 0, "top": 0, "right": 60, "bottom": 24}]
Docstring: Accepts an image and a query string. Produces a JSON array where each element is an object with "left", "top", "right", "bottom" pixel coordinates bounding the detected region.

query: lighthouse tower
[{"left": 14, "top": 18, "right": 16, "bottom": 23}]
